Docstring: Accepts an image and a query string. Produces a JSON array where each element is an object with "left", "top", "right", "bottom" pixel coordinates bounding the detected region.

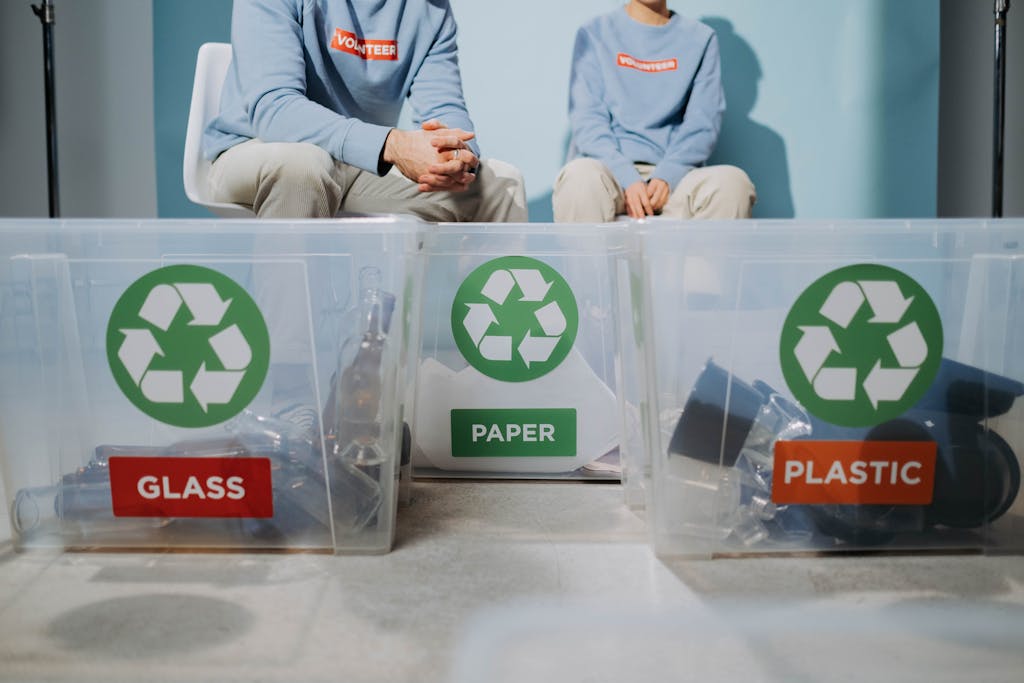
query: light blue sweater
[
  {"left": 203, "top": 0, "right": 478, "bottom": 174},
  {"left": 568, "top": 8, "right": 724, "bottom": 191}
]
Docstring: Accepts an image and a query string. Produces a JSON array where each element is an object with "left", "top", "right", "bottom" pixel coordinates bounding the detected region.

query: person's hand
[
  {"left": 382, "top": 123, "right": 476, "bottom": 192},
  {"left": 646, "top": 178, "right": 671, "bottom": 213},
  {"left": 624, "top": 180, "right": 654, "bottom": 218},
  {"left": 418, "top": 119, "right": 479, "bottom": 191}
]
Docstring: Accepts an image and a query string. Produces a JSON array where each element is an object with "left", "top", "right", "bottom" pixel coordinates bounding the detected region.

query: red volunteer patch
[
  {"left": 331, "top": 28, "right": 398, "bottom": 61},
  {"left": 617, "top": 52, "right": 678, "bottom": 73}
]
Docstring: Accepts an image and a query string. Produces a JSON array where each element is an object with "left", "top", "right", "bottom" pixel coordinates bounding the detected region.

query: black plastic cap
[{"left": 668, "top": 360, "right": 767, "bottom": 466}]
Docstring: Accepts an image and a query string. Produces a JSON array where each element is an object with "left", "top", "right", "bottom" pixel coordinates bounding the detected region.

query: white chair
[
  {"left": 183, "top": 42, "right": 484, "bottom": 221},
  {"left": 182, "top": 42, "right": 383, "bottom": 219},
  {"left": 182, "top": 42, "right": 257, "bottom": 218}
]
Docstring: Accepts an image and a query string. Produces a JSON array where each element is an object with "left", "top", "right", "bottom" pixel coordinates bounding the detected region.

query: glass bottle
[{"left": 323, "top": 266, "right": 396, "bottom": 467}]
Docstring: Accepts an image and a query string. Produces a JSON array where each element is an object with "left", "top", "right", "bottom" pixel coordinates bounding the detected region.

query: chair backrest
[{"left": 182, "top": 43, "right": 236, "bottom": 210}]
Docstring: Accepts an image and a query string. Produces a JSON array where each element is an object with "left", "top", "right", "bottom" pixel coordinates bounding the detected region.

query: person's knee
[
  {"left": 681, "top": 165, "right": 756, "bottom": 219},
  {"left": 482, "top": 158, "right": 526, "bottom": 198},
  {"left": 260, "top": 143, "right": 336, "bottom": 190},
  {"left": 473, "top": 158, "right": 528, "bottom": 222},
  {"left": 483, "top": 158, "right": 523, "bottom": 183},
  {"left": 710, "top": 165, "right": 756, "bottom": 206},
  {"left": 554, "top": 158, "right": 609, "bottom": 195},
  {"left": 553, "top": 158, "right": 619, "bottom": 222},
  {"left": 254, "top": 142, "right": 342, "bottom": 217}
]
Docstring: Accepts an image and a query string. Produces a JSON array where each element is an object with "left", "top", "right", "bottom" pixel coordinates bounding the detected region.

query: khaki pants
[
  {"left": 552, "top": 158, "right": 756, "bottom": 222},
  {"left": 209, "top": 138, "right": 528, "bottom": 222}
]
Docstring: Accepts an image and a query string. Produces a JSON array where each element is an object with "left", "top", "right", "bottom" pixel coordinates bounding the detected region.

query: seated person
[
  {"left": 553, "top": 1, "right": 755, "bottom": 222},
  {"left": 203, "top": 0, "right": 527, "bottom": 222}
]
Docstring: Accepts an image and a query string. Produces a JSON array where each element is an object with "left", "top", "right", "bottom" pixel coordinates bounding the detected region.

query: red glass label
[{"left": 109, "top": 456, "right": 274, "bottom": 518}]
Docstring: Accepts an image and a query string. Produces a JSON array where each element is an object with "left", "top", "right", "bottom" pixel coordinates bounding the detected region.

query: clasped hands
[
  {"left": 382, "top": 119, "right": 478, "bottom": 193},
  {"left": 624, "top": 177, "right": 670, "bottom": 219}
]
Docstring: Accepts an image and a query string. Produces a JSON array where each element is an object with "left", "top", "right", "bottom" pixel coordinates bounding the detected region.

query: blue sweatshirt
[
  {"left": 567, "top": 8, "right": 724, "bottom": 191},
  {"left": 203, "top": 0, "right": 478, "bottom": 174}
]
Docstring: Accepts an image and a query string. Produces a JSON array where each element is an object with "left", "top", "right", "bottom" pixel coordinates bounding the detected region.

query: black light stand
[
  {"left": 32, "top": 0, "right": 59, "bottom": 218},
  {"left": 993, "top": 0, "right": 1010, "bottom": 218}
]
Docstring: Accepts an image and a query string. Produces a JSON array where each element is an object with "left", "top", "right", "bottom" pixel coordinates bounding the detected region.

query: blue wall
[{"left": 154, "top": 0, "right": 939, "bottom": 220}]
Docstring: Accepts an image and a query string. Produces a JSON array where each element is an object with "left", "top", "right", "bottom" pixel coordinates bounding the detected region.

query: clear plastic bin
[
  {"left": 626, "top": 219, "right": 1024, "bottom": 557},
  {"left": 0, "top": 217, "right": 423, "bottom": 554},
  {"left": 410, "top": 224, "right": 634, "bottom": 480}
]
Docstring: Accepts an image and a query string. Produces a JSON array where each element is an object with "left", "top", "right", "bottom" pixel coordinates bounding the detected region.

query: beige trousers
[
  {"left": 552, "top": 158, "right": 756, "bottom": 222},
  {"left": 209, "top": 138, "right": 528, "bottom": 222}
]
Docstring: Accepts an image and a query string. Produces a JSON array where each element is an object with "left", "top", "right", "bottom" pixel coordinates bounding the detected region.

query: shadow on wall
[{"left": 703, "top": 17, "right": 794, "bottom": 219}]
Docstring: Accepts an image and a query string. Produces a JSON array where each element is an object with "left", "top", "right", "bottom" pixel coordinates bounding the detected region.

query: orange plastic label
[
  {"left": 331, "top": 29, "right": 398, "bottom": 61},
  {"left": 616, "top": 53, "right": 678, "bottom": 73},
  {"left": 772, "top": 441, "right": 936, "bottom": 505}
]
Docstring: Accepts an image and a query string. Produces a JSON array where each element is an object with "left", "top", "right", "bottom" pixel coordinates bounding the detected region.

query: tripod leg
[
  {"left": 32, "top": 0, "right": 60, "bottom": 218},
  {"left": 993, "top": 0, "right": 1010, "bottom": 218}
]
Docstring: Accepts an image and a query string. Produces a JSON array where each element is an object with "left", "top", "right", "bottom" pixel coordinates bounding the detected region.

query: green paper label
[{"left": 451, "top": 409, "right": 577, "bottom": 457}]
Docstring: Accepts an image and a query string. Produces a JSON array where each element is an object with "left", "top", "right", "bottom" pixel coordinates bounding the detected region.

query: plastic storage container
[
  {"left": 627, "top": 219, "right": 1024, "bottom": 557},
  {"left": 410, "top": 224, "right": 635, "bottom": 479},
  {"left": 0, "top": 218, "right": 423, "bottom": 554}
]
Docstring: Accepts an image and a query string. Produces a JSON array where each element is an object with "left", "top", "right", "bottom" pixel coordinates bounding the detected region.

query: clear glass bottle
[
  {"left": 323, "top": 266, "right": 396, "bottom": 467},
  {"left": 226, "top": 410, "right": 382, "bottom": 539}
]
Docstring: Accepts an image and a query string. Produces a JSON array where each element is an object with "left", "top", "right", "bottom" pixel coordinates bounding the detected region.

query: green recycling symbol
[
  {"left": 452, "top": 256, "right": 579, "bottom": 382},
  {"left": 780, "top": 263, "right": 943, "bottom": 428},
  {"left": 106, "top": 264, "right": 270, "bottom": 428}
]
